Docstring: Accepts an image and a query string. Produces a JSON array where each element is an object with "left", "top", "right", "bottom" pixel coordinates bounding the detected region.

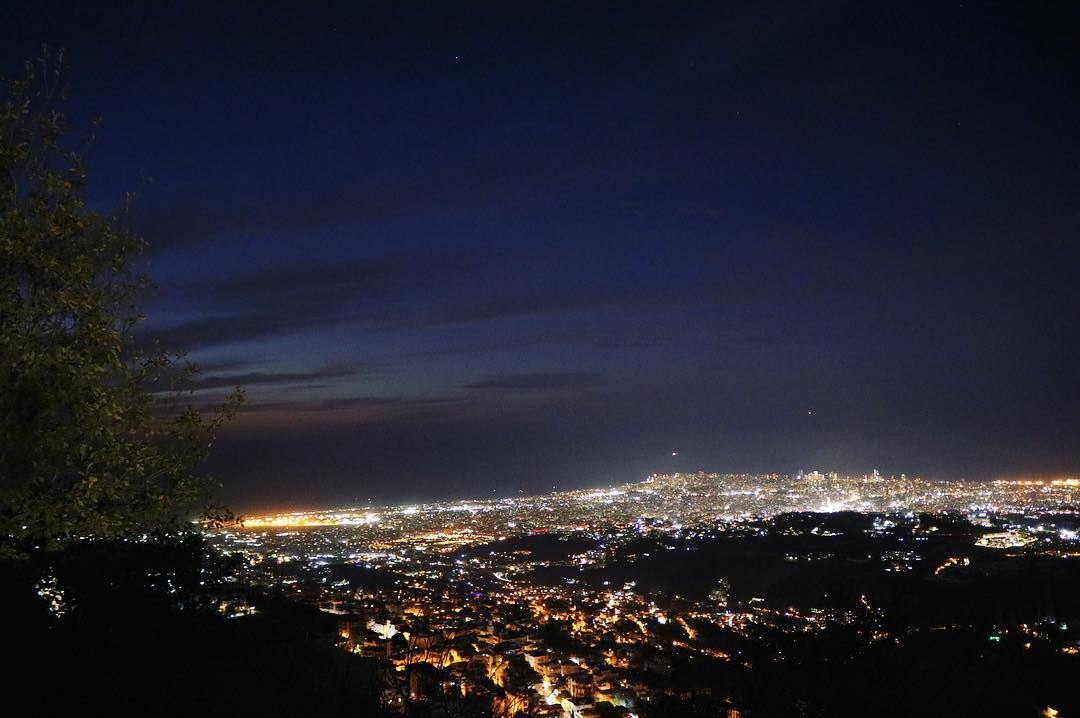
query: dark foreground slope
[{"left": 3, "top": 539, "right": 383, "bottom": 718}]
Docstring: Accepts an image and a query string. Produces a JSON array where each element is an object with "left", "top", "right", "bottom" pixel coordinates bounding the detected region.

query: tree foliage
[{"left": 0, "top": 52, "right": 240, "bottom": 553}]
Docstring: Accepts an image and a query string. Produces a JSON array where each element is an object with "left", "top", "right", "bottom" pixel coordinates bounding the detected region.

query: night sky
[{"left": 5, "top": 2, "right": 1079, "bottom": 511}]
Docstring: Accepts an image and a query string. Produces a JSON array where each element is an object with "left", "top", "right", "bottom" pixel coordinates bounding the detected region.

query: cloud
[
  {"left": 464, "top": 372, "right": 602, "bottom": 391},
  {"left": 194, "top": 254, "right": 441, "bottom": 305},
  {"left": 190, "top": 356, "right": 256, "bottom": 373},
  {"left": 380, "top": 287, "right": 626, "bottom": 330},
  {"left": 317, "top": 395, "right": 465, "bottom": 411},
  {"left": 143, "top": 270, "right": 725, "bottom": 354},
  {"left": 221, "top": 392, "right": 474, "bottom": 431},
  {"left": 188, "top": 366, "right": 361, "bottom": 390},
  {"left": 139, "top": 314, "right": 296, "bottom": 350},
  {"left": 221, "top": 392, "right": 469, "bottom": 416},
  {"left": 134, "top": 181, "right": 453, "bottom": 256},
  {"left": 132, "top": 140, "right": 592, "bottom": 257},
  {"left": 138, "top": 252, "right": 464, "bottom": 351}
]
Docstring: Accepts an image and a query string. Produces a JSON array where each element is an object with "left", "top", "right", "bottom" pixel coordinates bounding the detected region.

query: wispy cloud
[
  {"left": 188, "top": 366, "right": 362, "bottom": 390},
  {"left": 464, "top": 372, "right": 602, "bottom": 391},
  {"left": 317, "top": 395, "right": 465, "bottom": 411},
  {"left": 138, "top": 252, "right": 464, "bottom": 350},
  {"left": 140, "top": 315, "right": 298, "bottom": 349},
  {"left": 222, "top": 392, "right": 474, "bottom": 430}
]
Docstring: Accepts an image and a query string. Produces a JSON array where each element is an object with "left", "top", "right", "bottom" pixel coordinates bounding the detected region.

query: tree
[{"left": 0, "top": 51, "right": 241, "bottom": 556}]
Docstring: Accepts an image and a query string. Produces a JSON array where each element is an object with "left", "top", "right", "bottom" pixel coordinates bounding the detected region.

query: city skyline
[
  {"left": 231, "top": 470, "right": 1080, "bottom": 521},
  {"left": 4, "top": 2, "right": 1079, "bottom": 507}
]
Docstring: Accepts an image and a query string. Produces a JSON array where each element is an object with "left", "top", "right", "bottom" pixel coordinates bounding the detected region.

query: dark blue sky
[{"left": 5, "top": 1, "right": 1079, "bottom": 510}]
